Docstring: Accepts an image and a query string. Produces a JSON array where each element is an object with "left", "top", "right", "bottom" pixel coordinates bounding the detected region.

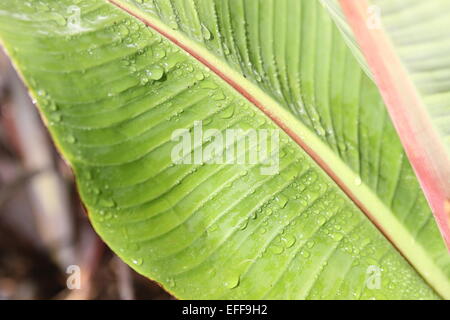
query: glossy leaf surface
[{"left": 0, "top": 0, "right": 449, "bottom": 299}]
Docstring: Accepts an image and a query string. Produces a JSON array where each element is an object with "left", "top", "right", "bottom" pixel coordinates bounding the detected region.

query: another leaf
[
  {"left": 336, "top": 0, "right": 450, "bottom": 248},
  {"left": 0, "top": 0, "right": 449, "bottom": 299}
]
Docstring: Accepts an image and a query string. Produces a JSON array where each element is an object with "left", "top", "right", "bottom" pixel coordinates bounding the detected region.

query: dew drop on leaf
[
  {"left": 167, "top": 278, "right": 176, "bottom": 288},
  {"left": 238, "top": 219, "right": 248, "bottom": 230},
  {"left": 220, "top": 105, "right": 235, "bottom": 119},
  {"left": 201, "top": 23, "right": 212, "bottom": 40},
  {"left": 271, "top": 245, "right": 284, "bottom": 255},
  {"left": 317, "top": 215, "right": 326, "bottom": 226},
  {"left": 332, "top": 232, "right": 344, "bottom": 242},
  {"left": 51, "top": 113, "right": 62, "bottom": 123},
  {"left": 212, "top": 90, "right": 226, "bottom": 101},
  {"left": 195, "top": 71, "right": 205, "bottom": 81},
  {"left": 306, "top": 240, "right": 315, "bottom": 249},
  {"left": 67, "top": 135, "right": 76, "bottom": 144},
  {"left": 224, "top": 274, "right": 240, "bottom": 289},
  {"left": 148, "top": 65, "right": 164, "bottom": 80},
  {"left": 276, "top": 194, "right": 289, "bottom": 208},
  {"left": 301, "top": 250, "right": 310, "bottom": 258},
  {"left": 99, "top": 198, "right": 116, "bottom": 208},
  {"left": 283, "top": 235, "right": 297, "bottom": 248},
  {"left": 132, "top": 258, "right": 143, "bottom": 266}
]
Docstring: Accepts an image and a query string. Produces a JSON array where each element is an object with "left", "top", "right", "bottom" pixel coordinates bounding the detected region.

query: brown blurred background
[{"left": 0, "top": 49, "right": 172, "bottom": 300}]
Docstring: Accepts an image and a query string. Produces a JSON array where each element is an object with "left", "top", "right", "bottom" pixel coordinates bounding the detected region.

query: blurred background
[{"left": 0, "top": 49, "right": 172, "bottom": 300}]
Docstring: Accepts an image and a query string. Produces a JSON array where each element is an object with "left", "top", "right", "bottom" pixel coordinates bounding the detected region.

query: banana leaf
[{"left": 0, "top": 0, "right": 449, "bottom": 299}]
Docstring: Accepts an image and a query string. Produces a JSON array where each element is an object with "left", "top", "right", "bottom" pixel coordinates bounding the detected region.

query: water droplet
[
  {"left": 201, "top": 23, "right": 212, "bottom": 40},
  {"left": 67, "top": 135, "right": 76, "bottom": 144},
  {"left": 240, "top": 170, "right": 248, "bottom": 177},
  {"left": 153, "top": 47, "right": 166, "bottom": 59},
  {"left": 306, "top": 240, "right": 315, "bottom": 249},
  {"left": 301, "top": 250, "right": 310, "bottom": 258},
  {"left": 283, "top": 235, "right": 297, "bottom": 248},
  {"left": 132, "top": 258, "right": 143, "bottom": 266},
  {"left": 213, "top": 90, "right": 226, "bottom": 101},
  {"left": 169, "top": 20, "right": 178, "bottom": 30},
  {"left": 317, "top": 215, "right": 326, "bottom": 226},
  {"left": 200, "top": 80, "right": 218, "bottom": 90},
  {"left": 118, "top": 24, "right": 129, "bottom": 37},
  {"left": 238, "top": 219, "right": 248, "bottom": 230},
  {"left": 99, "top": 198, "right": 116, "bottom": 208},
  {"left": 316, "top": 126, "right": 326, "bottom": 137},
  {"left": 49, "top": 101, "right": 58, "bottom": 111},
  {"left": 354, "top": 176, "right": 362, "bottom": 186},
  {"left": 303, "top": 172, "right": 318, "bottom": 186},
  {"left": 220, "top": 105, "right": 235, "bottom": 119},
  {"left": 51, "top": 113, "right": 62, "bottom": 123},
  {"left": 332, "top": 232, "right": 344, "bottom": 241},
  {"left": 208, "top": 224, "right": 218, "bottom": 232},
  {"left": 338, "top": 141, "right": 347, "bottom": 151},
  {"left": 361, "top": 238, "right": 372, "bottom": 246},
  {"left": 167, "top": 278, "right": 176, "bottom": 288},
  {"left": 140, "top": 75, "right": 149, "bottom": 85},
  {"left": 276, "top": 194, "right": 289, "bottom": 208},
  {"left": 127, "top": 242, "right": 140, "bottom": 251},
  {"left": 271, "top": 245, "right": 284, "bottom": 255},
  {"left": 51, "top": 13, "right": 66, "bottom": 26},
  {"left": 103, "top": 211, "right": 113, "bottom": 220},
  {"left": 186, "top": 65, "right": 194, "bottom": 73},
  {"left": 148, "top": 65, "right": 164, "bottom": 80},
  {"left": 194, "top": 71, "right": 205, "bottom": 81},
  {"left": 252, "top": 68, "right": 262, "bottom": 82},
  {"left": 299, "top": 196, "right": 308, "bottom": 207},
  {"left": 224, "top": 274, "right": 240, "bottom": 289},
  {"left": 223, "top": 43, "right": 231, "bottom": 55}
]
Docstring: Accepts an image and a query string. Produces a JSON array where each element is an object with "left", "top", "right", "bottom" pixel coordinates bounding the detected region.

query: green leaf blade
[{"left": 0, "top": 0, "right": 448, "bottom": 299}]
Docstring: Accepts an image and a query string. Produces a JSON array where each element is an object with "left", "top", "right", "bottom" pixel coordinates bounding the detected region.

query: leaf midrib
[{"left": 107, "top": 0, "right": 450, "bottom": 299}]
